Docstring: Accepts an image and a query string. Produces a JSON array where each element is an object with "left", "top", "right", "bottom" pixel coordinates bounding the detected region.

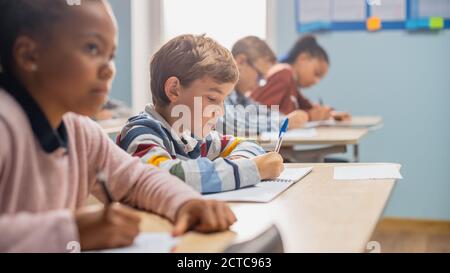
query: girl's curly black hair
[{"left": 283, "top": 35, "right": 329, "bottom": 65}]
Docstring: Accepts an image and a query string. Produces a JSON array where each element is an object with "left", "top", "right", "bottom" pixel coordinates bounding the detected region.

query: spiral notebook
[{"left": 203, "top": 167, "right": 313, "bottom": 203}]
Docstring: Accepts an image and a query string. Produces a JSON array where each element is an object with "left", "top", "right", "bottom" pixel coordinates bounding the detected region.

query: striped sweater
[{"left": 117, "top": 104, "right": 265, "bottom": 194}]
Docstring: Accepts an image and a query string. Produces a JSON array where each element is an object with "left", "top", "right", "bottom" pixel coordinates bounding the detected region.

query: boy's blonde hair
[
  {"left": 231, "top": 36, "right": 277, "bottom": 64},
  {"left": 150, "top": 34, "right": 239, "bottom": 107}
]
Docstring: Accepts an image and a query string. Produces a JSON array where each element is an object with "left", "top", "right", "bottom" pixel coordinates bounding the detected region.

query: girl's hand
[
  {"left": 309, "top": 105, "right": 332, "bottom": 121},
  {"left": 287, "top": 110, "right": 309, "bottom": 129},
  {"left": 173, "top": 200, "right": 237, "bottom": 236},
  {"left": 75, "top": 203, "right": 141, "bottom": 251},
  {"left": 331, "top": 111, "right": 352, "bottom": 121}
]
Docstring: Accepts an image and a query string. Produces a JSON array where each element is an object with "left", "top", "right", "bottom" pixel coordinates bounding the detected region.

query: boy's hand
[
  {"left": 331, "top": 111, "right": 351, "bottom": 121},
  {"left": 287, "top": 110, "right": 309, "bottom": 129},
  {"left": 173, "top": 200, "right": 237, "bottom": 236},
  {"left": 309, "top": 105, "right": 332, "bottom": 121},
  {"left": 75, "top": 203, "right": 141, "bottom": 251},
  {"left": 252, "top": 152, "right": 284, "bottom": 180}
]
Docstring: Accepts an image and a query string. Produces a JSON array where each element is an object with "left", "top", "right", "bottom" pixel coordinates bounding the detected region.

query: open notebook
[{"left": 203, "top": 167, "right": 313, "bottom": 203}]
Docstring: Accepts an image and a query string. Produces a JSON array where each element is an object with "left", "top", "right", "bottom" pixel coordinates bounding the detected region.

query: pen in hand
[
  {"left": 274, "top": 118, "right": 289, "bottom": 153},
  {"left": 97, "top": 170, "right": 114, "bottom": 204}
]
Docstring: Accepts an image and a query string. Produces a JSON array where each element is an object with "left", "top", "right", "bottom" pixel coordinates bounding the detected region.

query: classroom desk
[
  {"left": 333, "top": 116, "right": 383, "bottom": 129},
  {"left": 97, "top": 117, "right": 129, "bottom": 135},
  {"left": 260, "top": 127, "right": 369, "bottom": 146},
  {"left": 258, "top": 116, "right": 383, "bottom": 163},
  {"left": 259, "top": 128, "right": 369, "bottom": 162},
  {"left": 137, "top": 163, "right": 397, "bottom": 253}
]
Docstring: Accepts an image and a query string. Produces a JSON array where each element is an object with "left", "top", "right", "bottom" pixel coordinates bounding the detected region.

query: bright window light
[{"left": 163, "top": 0, "right": 267, "bottom": 50}]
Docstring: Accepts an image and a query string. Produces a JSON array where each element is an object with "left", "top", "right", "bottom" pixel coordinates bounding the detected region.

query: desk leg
[{"left": 353, "top": 144, "right": 360, "bottom": 163}]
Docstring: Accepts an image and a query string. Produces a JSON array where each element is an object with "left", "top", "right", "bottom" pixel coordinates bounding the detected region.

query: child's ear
[
  {"left": 234, "top": 54, "right": 248, "bottom": 66},
  {"left": 164, "top": 76, "right": 182, "bottom": 103},
  {"left": 297, "top": 52, "right": 312, "bottom": 64},
  {"left": 13, "top": 36, "right": 40, "bottom": 73}
]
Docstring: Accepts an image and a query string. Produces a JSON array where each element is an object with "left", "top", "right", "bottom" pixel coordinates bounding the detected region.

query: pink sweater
[{"left": 0, "top": 89, "right": 201, "bottom": 252}]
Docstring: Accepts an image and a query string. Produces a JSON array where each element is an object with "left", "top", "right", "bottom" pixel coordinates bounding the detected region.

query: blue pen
[{"left": 274, "top": 118, "right": 289, "bottom": 153}]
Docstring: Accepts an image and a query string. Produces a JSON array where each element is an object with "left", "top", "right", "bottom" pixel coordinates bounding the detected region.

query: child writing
[
  {"left": 251, "top": 35, "right": 351, "bottom": 121},
  {"left": 0, "top": 0, "right": 235, "bottom": 252},
  {"left": 218, "top": 36, "right": 309, "bottom": 137},
  {"left": 117, "top": 34, "right": 284, "bottom": 194}
]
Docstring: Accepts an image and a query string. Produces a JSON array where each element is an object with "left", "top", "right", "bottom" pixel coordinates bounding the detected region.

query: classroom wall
[
  {"left": 276, "top": 1, "right": 450, "bottom": 220},
  {"left": 108, "top": 0, "right": 132, "bottom": 106}
]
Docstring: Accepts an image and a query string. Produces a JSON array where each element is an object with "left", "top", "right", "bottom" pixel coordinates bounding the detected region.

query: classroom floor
[{"left": 370, "top": 218, "right": 450, "bottom": 253}]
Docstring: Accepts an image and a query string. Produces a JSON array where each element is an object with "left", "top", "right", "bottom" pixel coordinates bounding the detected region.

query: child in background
[
  {"left": 251, "top": 35, "right": 351, "bottom": 121},
  {"left": 117, "top": 34, "right": 284, "bottom": 194},
  {"left": 0, "top": 0, "right": 235, "bottom": 252},
  {"left": 218, "top": 36, "right": 309, "bottom": 137}
]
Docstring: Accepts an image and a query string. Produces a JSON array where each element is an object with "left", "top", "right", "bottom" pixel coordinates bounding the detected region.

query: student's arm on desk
[{"left": 84, "top": 118, "right": 237, "bottom": 236}]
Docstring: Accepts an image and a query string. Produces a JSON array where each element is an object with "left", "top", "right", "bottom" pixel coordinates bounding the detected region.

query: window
[{"left": 163, "top": 0, "right": 267, "bottom": 49}]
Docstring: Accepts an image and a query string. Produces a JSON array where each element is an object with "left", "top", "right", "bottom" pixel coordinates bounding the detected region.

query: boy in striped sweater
[{"left": 117, "top": 35, "right": 284, "bottom": 194}]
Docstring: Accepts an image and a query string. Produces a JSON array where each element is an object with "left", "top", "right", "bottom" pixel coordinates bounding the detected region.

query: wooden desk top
[
  {"left": 334, "top": 116, "right": 383, "bottom": 128},
  {"left": 259, "top": 127, "right": 369, "bottom": 147},
  {"left": 138, "top": 163, "right": 397, "bottom": 253}
]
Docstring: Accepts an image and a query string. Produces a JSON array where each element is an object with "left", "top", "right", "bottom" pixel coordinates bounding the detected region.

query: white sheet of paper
[
  {"left": 303, "top": 119, "right": 336, "bottom": 129},
  {"left": 203, "top": 167, "right": 313, "bottom": 202},
  {"left": 260, "top": 128, "right": 317, "bottom": 142},
  {"left": 333, "top": 120, "right": 380, "bottom": 128},
  {"left": 85, "top": 233, "right": 177, "bottom": 253},
  {"left": 332, "top": 0, "right": 366, "bottom": 22},
  {"left": 334, "top": 165, "right": 403, "bottom": 181}
]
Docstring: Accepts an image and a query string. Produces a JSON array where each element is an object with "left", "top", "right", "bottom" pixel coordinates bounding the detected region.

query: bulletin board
[{"left": 296, "top": 0, "right": 450, "bottom": 32}]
